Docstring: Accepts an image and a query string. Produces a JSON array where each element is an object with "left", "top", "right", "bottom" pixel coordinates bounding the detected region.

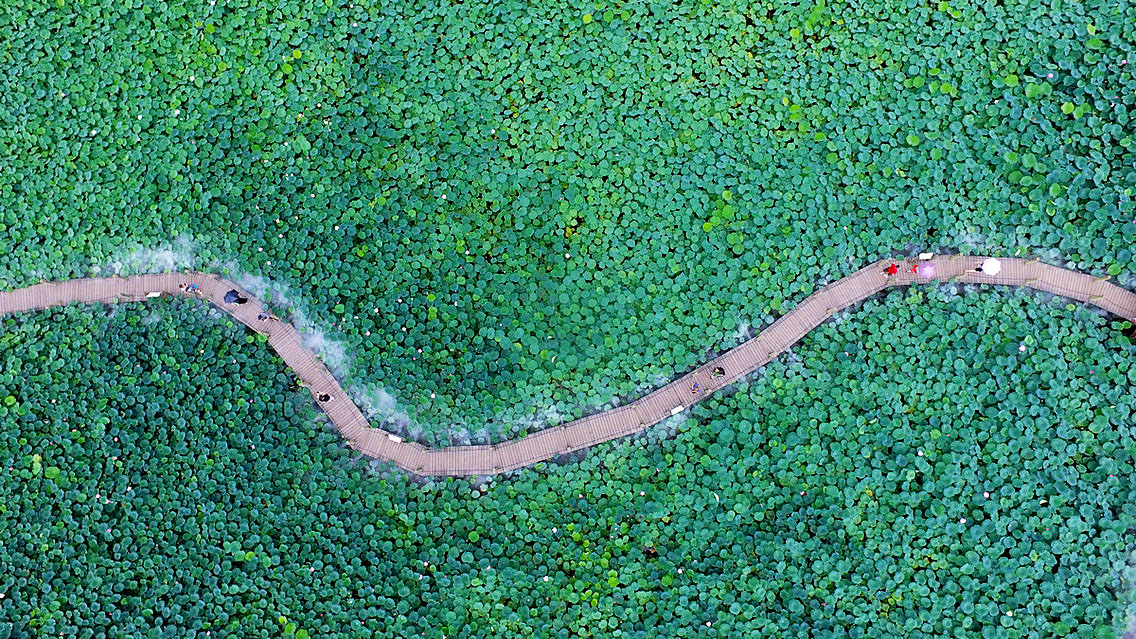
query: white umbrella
[{"left": 980, "top": 258, "right": 1002, "bottom": 275}]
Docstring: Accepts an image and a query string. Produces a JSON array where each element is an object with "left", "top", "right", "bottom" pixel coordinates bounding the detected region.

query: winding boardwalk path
[{"left": 3, "top": 255, "right": 1136, "bottom": 476}]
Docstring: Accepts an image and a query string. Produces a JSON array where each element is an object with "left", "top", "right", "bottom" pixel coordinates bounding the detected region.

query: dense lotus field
[
  {"left": 3, "top": 288, "right": 1136, "bottom": 638},
  {"left": 3, "top": 0, "right": 1134, "bottom": 440}
]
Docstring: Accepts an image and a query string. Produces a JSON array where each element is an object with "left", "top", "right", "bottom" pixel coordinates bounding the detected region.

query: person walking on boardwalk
[
  {"left": 712, "top": 366, "right": 725, "bottom": 377},
  {"left": 977, "top": 258, "right": 1002, "bottom": 275},
  {"left": 914, "top": 262, "right": 938, "bottom": 278},
  {"left": 885, "top": 263, "right": 899, "bottom": 276},
  {"left": 318, "top": 393, "right": 332, "bottom": 402}
]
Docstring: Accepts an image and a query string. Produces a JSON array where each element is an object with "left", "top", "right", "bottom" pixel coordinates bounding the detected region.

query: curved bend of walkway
[{"left": 2, "top": 255, "right": 1136, "bottom": 476}]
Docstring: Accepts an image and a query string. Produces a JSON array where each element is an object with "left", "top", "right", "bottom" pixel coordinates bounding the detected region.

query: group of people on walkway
[
  {"left": 884, "top": 262, "right": 937, "bottom": 278},
  {"left": 688, "top": 367, "right": 727, "bottom": 395},
  {"left": 883, "top": 257, "right": 1001, "bottom": 278}
]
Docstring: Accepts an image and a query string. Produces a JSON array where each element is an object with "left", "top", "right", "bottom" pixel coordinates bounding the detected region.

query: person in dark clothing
[
  {"left": 713, "top": 366, "right": 725, "bottom": 377},
  {"left": 318, "top": 393, "right": 332, "bottom": 402},
  {"left": 224, "top": 289, "right": 249, "bottom": 304}
]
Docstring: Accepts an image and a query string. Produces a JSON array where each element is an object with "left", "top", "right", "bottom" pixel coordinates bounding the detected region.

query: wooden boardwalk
[{"left": 2, "top": 255, "right": 1135, "bottom": 476}]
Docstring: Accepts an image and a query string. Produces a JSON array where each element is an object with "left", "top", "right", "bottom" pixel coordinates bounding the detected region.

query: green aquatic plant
[
  {"left": 2, "top": 288, "right": 1136, "bottom": 637},
  {"left": 2, "top": 0, "right": 1133, "bottom": 440}
]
